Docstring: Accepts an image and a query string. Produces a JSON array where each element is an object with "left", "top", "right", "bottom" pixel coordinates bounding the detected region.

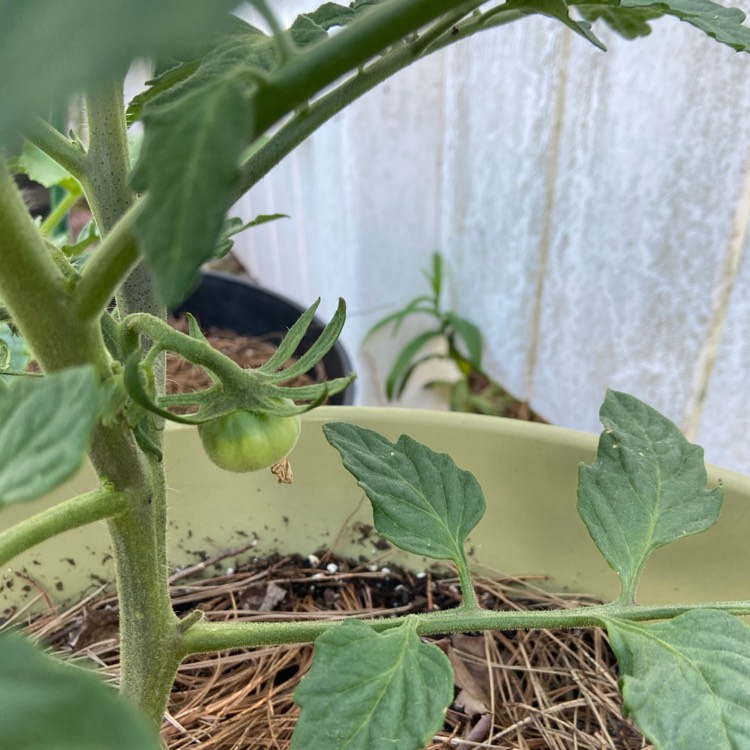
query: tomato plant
[{"left": 0, "top": 1, "right": 749, "bottom": 749}]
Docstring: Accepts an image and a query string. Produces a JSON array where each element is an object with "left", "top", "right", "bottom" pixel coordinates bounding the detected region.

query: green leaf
[
  {"left": 576, "top": 1, "right": 665, "bottom": 38},
  {"left": 125, "top": 14, "right": 260, "bottom": 124},
  {"left": 501, "top": 0, "right": 608, "bottom": 49},
  {"left": 16, "top": 142, "right": 82, "bottom": 193},
  {"left": 323, "top": 422, "right": 486, "bottom": 561},
  {"left": 126, "top": 61, "right": 201, "bottom": 127},
  {"left": 606, "top": 610, "right": 750, "bottom": 749},
  {"left": 130, "top": 75, "right": 252, "bottom": 308},
  {"left": 444, "top": 312, "right": 483, "bottom": 370},
  {"left": 362, "top": 296, "right": 436, "bottom": 343},
  {"left": 385, "top": 329, "right": 444, "bottom": 400},
  {"left": 578, "top": 390, "right": 723, "bottom": 600},
  {"left": 577, "top": 0, "right": 750, "bottom": 51},
  {"left": 289, "top": 1, "right": 374, "bottom": 46},
  {"left": 140, "top": 26, "right": 275, "bottom": 114},
  {"left": 0, "top": 632, "right": 160, "bottom": 750},
  {"left": 130, "top": 0, "right": 380, "bottom": 130},
  {"left": 0, "top": 366, "right": 100, "bottom": 506},
  {"left": 390, "top": 352, "right": 448, "bottom": 402},
  {"left": 303, "top": 2, "right": 358, "bottom": 30},
  {"left": 0, "top": 338, "right": 9, "bottom": 371},
  {"left": 290, "top": 15, "right": 331, "bottom": 46},
  {"left": 215, "top": 213, "right": 289, "bottom": 258},
  {"left": 0, "top": 0, "right": 238, "bottom": 145},
  {"left": 430, "top": 251, "right": 443, "bottom": 299},
  {"left": 0, "top": 323, "right": 29, "bottom": 376},
  {"left": 292, "top": 618, "right": 453, "bottom": 750},
  {"left": 61, "top": 221, "right": 100, "bottom": 258}
]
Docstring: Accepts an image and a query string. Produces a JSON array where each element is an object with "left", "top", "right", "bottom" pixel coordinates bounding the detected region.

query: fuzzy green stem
[
  {"left": 455, "top": 557, "right": 480, "bottom": 610},
  {"left": 70, "top": 203, "right": 141, "bottom": 323},
  {"left": 82, "top": 80, "right": 134, "bottom": 233},
  {"left": 24, "top": 118, "right": 86, "bottom": 179},
  {"left": 121, "top": 313, "right": 246, "bottom": 390},
  {"left": 179, "top": 598, "right": 750, "bottom": 656},
  {"left": 82, "top": 78, "right": 163, "bottom": 325},
  {"left": 0, "top": 161, "right": 84, "bottom": 371},
  {"left": 79, "top": 78, "right": 176, "bottom": 725},
  {"left": 0, "top": 488, "right": 128, "bottom": 568},
  {"left": 249, "top": 0, "right": 484, "bottom": 141},
  {"left": 85, "top": 423, "right": 181, "bottom": 724},
  {"left": 2, "top": 144, "right": 178, "bottom": 724},
  {"left": 40, "top": 189, "right": 81, "bottom": 237}
]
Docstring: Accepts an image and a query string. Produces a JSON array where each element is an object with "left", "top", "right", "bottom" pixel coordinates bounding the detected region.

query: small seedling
[{"left": 365, "top": 251, "right": 524, "bottom": 416}]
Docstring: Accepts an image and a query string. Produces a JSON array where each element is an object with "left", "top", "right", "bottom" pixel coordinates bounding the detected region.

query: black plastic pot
[{"left": 174, "top": 271, "right": 355, "bottom": 405}]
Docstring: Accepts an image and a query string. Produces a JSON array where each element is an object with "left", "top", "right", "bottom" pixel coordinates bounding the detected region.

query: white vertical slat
[
  {"left": 529, "top": 17, "right": 750, "bottom": 436},
  {"left": 696, "top": 152, "right": 750, "bottom": 470},
  {"left": 441, "top": 19, "right": 570, "bottom": 401}
]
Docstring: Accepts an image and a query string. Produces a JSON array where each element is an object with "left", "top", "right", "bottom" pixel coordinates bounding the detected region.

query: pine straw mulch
[{"left": 17, "top": 549, "right": 651, "bottom": 750}]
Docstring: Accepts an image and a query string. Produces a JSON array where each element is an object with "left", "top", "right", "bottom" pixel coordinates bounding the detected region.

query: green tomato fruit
[{"left": 198, "top": 407, "right": 301, "bottom": 473}]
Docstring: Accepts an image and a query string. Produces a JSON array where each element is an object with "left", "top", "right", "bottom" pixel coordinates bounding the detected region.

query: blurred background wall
[{"left": 221, "top": 2, "right": 749, "bottom": 473}]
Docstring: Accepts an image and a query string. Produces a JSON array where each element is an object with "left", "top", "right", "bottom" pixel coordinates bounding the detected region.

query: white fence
[{"left": 227, "top": 3, "right": 750, "bottom": 474}]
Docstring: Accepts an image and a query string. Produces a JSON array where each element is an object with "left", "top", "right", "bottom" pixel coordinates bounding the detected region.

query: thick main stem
[
  {"left": 80, "top": 78, "right": 178, "bottom": 724},
  {"left": 94, "top": 426, "right": 180, "bottom": 722},
  {"left": 82, "top": 78, "right": 163, "bottom": 323},
  {"left": 0, "top": 140, "right": 178, "bottom": 724}
]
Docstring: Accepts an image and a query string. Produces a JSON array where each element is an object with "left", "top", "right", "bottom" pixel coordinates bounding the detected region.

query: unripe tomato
[{"left": 198, "top": 406, "right": 301, "bottom": 473}]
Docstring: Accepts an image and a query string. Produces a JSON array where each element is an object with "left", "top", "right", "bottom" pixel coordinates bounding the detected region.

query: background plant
[
  {"left": 365, "top": 251, "right": 528, "bottom": 416},
  {"left": 0, "top": 1, "right": 749, "bottom": 748}
]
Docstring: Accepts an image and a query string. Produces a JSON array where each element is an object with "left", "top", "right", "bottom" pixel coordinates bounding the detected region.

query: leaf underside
[
  {"left": 614, "top": 0, "right": 750, "bottom": 51},
  {"left": 130, "top": 77, "right": 251, "bottom": 309}
]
